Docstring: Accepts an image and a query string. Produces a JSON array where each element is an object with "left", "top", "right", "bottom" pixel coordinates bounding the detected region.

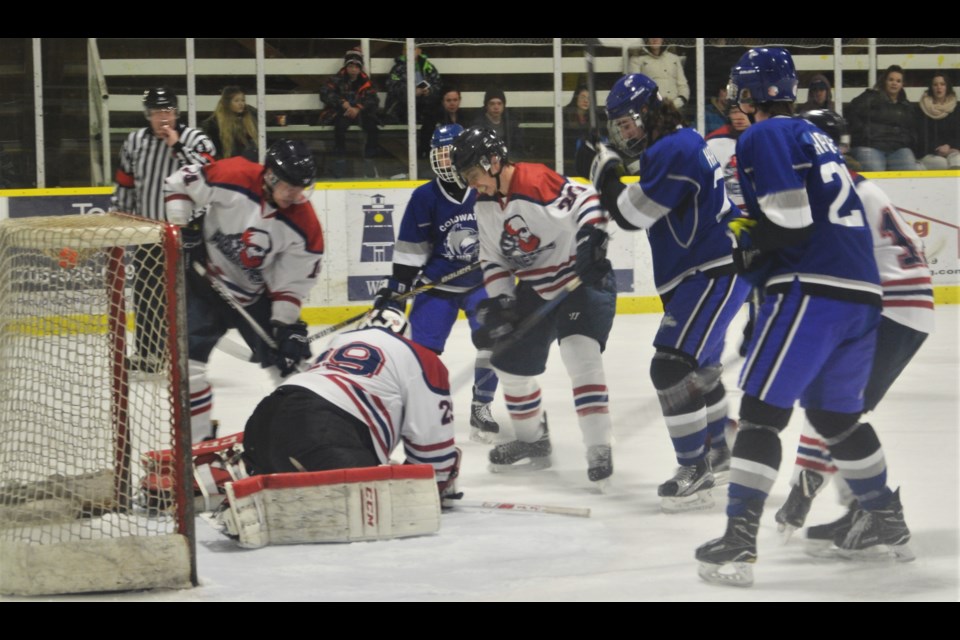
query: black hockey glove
[
  {"left": 372, "top": 277, "right": 409, "bottom": 314},
  {"left": 272, "top": 320, "right": 310, "bottom": 377},
  {"left": 575, "top": 226, "right": 612, "bottom": 286},
  {"left": 439, "top": 447, "right": 464, "bottom": 510},
  {"left": 726, "top": 216, "right": 771, "bottom": 287},
  {"left": 181, "top": 212, "right": 207, "bottom": 267},
  {"left": 471, "top": 294, "right": 520, "bottom": 350}
]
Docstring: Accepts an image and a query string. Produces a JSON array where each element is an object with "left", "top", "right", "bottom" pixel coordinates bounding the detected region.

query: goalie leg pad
[{"left": 219, "top": 464, "right": 441, "bottom": 548}]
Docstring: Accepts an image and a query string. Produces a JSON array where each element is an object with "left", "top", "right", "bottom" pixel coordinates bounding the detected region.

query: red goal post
[{"left": 0, "top": 212, "right": 195, "bottom": 596}]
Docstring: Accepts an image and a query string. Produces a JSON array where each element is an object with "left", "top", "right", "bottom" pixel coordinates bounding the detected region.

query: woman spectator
[
  {"left": 562, "top": 84, "right": 604, "bottom": 173},
  {"left": 628, "top": 38, "right": 690, "bottom": 111},
  {"left": 201, "top": 86, "right": 258, "bottom": 161},
  {"left": 847, "top": 65, "right": 920, "bottom": 171},
  {"left": 436, "top": 86, "right": 466, "bottom": 127},
  {"left": 916, "top": 71, "right": 960, "bottom": 169}
]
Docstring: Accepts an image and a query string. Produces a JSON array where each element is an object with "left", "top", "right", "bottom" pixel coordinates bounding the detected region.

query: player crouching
[{"left": 142, "top": 309, "right": 463, "bottom": 547}]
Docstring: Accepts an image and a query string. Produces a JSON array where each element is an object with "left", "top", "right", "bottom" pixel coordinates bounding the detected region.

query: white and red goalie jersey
[
  {"left": 164, "top": 156, "right": 324, "bottom": 325},
  {"left": 475, "top": 163, "right": 608, "bottom": 300},
  {"left": 285, "top": 327, "right": 458, "bottom": 486}
]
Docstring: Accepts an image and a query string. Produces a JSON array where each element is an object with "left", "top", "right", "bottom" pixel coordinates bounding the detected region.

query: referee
[{"left": 110, "top": 87, "right": 216, "bottom": 373}]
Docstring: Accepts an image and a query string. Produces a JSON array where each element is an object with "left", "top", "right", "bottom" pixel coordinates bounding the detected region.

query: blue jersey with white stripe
[
  {"left": 616, "top": 127, "right": 736, "bottom": 295},
  {"left": 393, "top": 179, "right": 482, "bottom": 293},
  {"left": 736, "top": 116, "right": 881, "bottom": 305}
]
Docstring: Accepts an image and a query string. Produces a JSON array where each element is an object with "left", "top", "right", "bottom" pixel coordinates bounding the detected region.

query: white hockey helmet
[{"left": 358, "top": 308, "right": 410, "bottom": 338}]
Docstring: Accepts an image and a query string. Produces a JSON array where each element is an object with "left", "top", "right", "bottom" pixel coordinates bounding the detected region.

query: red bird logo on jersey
[
  {"left": 239, "top": 228, "right": 272, "bottom": 268},
  {"left": 501, "top": 215, "right": 541, "bottom": 253}
]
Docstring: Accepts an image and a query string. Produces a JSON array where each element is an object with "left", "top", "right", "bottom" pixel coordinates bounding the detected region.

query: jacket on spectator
[
  {"left": 916, "top": 92, "right": 960, "bottom": 155},
  {"left": 318, "top": 66, "right": 379, "bottom": 125},
  {"left": 797, "top": 74, "right": 835, "bottom": 113},
  {"left": 384, "top": 52, "right": 442, "bottom": 120},
  {"left": 847, "top": 87, "right": 918, "bottom": 153},
  {"left": 628, "top": 44, "right": 690, "bottom": 107}
]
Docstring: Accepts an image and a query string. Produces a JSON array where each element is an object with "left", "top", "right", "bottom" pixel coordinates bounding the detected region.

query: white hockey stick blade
[
  {"left": 452, "top": 500, "right": 590, "bottom": 518},
  {"left": 216, "top": 337, "right": 255, "bottom": 362}
]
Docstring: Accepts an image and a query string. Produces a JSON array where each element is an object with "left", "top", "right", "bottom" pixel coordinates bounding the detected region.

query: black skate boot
[
  {"left": 469, "top": 401, "right": 500, "bottom": 444},
  {"left": 804, "top": 502, "right": 858, "bottom": 557},
  {"left": 488, "top": 414, "right": 551, "bottom": 472},
  {"left": 835, "top": 488, "right": 914, "bottom": 562},
  {"left": 696, "top": 499, "right": 763, "bottom": 587},
  {"left": 775, "top": 468, "right": 825, "bottom": 541},
  {"left": 658, "top": 458, "right": 715, "bottom": 513},
  {"left": 586, "top": 444, "right": 613, "bottom": 489}
]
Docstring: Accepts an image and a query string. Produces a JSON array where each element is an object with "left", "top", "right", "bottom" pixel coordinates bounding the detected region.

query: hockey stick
[
  {"left": 492, "top": 276, "right": 583, "bottom": 359},
  {"left": 193, "top": 262, "right": 278, "bottom": 350},
  {"left": 452, "top": 499, "right": 590, "bottom": 518}
]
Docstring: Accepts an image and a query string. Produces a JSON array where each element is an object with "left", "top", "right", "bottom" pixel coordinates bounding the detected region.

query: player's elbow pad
[{"left": 165, "top": 195, "right": 194, "bottom": 227}]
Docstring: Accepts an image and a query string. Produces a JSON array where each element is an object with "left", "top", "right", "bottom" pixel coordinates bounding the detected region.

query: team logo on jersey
[
  {"left": 500, "top": 215, "right": 554, "bottom": 266},
  {"left": 211, "top": 226, "right": 272, "bottom": 279},
  {"left": 723, "top": 155, "right": 742, "bottom": 203},
  {"left": 442, "top": 223, "right": 479, "bottom": 262}
]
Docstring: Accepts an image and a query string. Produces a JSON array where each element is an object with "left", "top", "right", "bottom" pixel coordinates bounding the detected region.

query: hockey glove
[
  {"left": 575, "top": 226, "right": 612, "bottom": 286},
  {"left": 471, "top": 294, "right": 520, "bottom": 350},
  {"left": 726, "top": 216, "right": 763, "bottom": 273},
  {"left": 181, "top": 211, "right": 208, "bottom": 267},
  {"left": 272, "top": 320, "right": 310, "bottom": 377},
  {"left": 372, "top": 278, "right": 409, "bottom": 314}
]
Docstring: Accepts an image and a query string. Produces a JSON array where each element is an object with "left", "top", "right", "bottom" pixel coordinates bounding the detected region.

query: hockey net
[{"left": 0, "top": 212, "right": 195, "bottom": 596}]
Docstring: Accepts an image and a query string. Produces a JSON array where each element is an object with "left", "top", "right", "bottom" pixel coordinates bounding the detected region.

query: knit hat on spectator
[
  {"left": 484, "top": 88, "right": 506, "bottom": 106},
  {"left": 343, "top": 48, "right": 364, "bottom": 71}
]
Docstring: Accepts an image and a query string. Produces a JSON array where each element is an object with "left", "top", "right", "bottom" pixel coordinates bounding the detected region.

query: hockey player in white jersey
[
  {"left": 773, "top": 109, "right": 934, "bottom": 547},
  {"left": 164, "top": 138, "right": 324, "bottom": 442},
  {"left": 450, "top": 126, "right": 617, "bottom": 487},
  {"left": 241, "top": 307, "right": 461, "bottom": 499}
]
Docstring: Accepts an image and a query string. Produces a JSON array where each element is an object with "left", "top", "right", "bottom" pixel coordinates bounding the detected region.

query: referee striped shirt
[{"left": 111, "top": 124, "right": 216, "bottom": 221}]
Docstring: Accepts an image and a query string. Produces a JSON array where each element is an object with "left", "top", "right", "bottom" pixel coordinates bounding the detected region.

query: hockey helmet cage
[
  {"left": 728, "top": 47, "right": 798, "bottom": 108},
  {"left": 358, "top": 307, "right": 410, "bottom": 338},
  {"left": 265, "top": 139, "right": 317, "bottom": 188},
  {"left": 430, "top": 124, "right": 465, "bottom": 183},
  {"left": 605, "top": 73, "right": 661, "bottom": 158}
]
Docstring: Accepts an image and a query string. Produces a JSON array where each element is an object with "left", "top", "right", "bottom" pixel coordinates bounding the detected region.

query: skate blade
[
  {"left": 777, "top": 522, "right": 800, "bottom": 544},
  {"left": 590, "top": 477, "right": 612, "bottom": 493},
  {"left": 661, "top": 489, "right": 714, "bottom": 513},
  {"left": 697, "top": 560, "right": 754, "bottom": 588},
  {"left": 488, "top": 457, "right": 552, "bottom": 474},
  {"left": 804, "top": 540, "right": 915, "bottom": 563},
  {"left": 469, "top": 427, "right": 497, "bottom": 444}
]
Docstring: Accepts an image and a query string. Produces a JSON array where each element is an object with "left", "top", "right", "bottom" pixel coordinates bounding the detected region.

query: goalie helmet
[
  {"left": 143, "top": 86, "right": 178, "bottom": 117},
  {"left": 429, "top": 124, "right": 465, "bottom": 184},
  {"left": 728, "top": 47, "right": 798, "bottom": 108},
  {"left": 450, "top": 126, "right": 508, "bottom": 189},
  {"left": 605, "top": 73, "right": 661, "bottom": 158},
  {"left": 359, "top": 307, "right": 410, "bottom": 338},
  {"left": 265, "top": 139, "right": 316, "bottom": 188},
  {"left": 799, "top": 108, "right": 850, "bottom": 151}
]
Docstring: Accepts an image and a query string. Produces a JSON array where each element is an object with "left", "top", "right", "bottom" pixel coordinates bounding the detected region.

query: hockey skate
[
  {"left": 488, "top": 414, "right": 551, "bottom": 473},
  {"left": 775, "top": 468, "right": 825, "bottom": 542},
  {"left": 586, "top": 444, "right": 613, "bottom": 491},
  {"left": 469, "top": 401, "right": 501, "bottom": 444},
  {"left": 696, "top": 500, "right": 762, "bottom": 588},
  {"left": 834, "top": 488, "right": 914, "bottom": 562},
  {"left": 658, "top": 459, "right": 715, "bottom": 513},
  {"left": 804, "top": 503, "right": 858, "bottom": 557},
  {"left": 705, "top": 444, "right": 731, "bottom": 486}
]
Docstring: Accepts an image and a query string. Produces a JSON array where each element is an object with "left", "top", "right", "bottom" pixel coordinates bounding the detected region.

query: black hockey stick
[{"left": 193, "top": 262, "right": 278, "bottom": 350}]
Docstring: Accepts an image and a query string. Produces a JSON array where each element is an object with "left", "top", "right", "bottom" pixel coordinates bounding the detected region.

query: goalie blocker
[{"left": 218, "top": 464, "right": 442, "bottom": 547}]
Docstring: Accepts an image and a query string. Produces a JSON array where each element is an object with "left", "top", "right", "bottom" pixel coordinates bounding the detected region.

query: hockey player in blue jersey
[
  {"left": 373, "top": 124, "right": 501, "bottom": 443},
  {"left": 695, "top": 48, "right": 914, "bottom": 588},
  {"left": 584, "top": 73, "right": 751, "bottom": 512}
]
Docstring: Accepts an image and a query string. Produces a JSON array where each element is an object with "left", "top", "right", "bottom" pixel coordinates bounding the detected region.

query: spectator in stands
[
  {"left": 437, "top": 86, "right": 466, "bottom": 127},
  {"left": 472, "top": 87, "right": 524, "bottom": 159},
  {"left": 562, "top": 84, "right": 605, "bottom": 174},
  {"left": 916, "top": 71, "right": 960, "bottom": 170},
  {"left": 201, "top": 86, "right": 258, "bottom": 161},
  {"left": 628, "top": 38, "right": 690, "bottom": 111},
  {"left": 704, "top": 80, "right": 729, "bottom": 136},
  {"left": 384, "top": 45, "right": 443, "bottom": 158},
  {"left": 319, "top": 47, "right": 380, "bottom": 177},
  {"left": 798, "top": 74, "right": 835, "bottom": 113},
  {"left": 847, "top": 64, "right": 921, "bottom": 171}
]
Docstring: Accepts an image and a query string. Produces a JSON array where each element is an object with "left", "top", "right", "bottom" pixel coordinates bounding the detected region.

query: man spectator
[
  {"left": 384, "top": 45, "right": 443, "bottom": 158},
  {"left": 319, "top": 47, "right": 380, "bottom": 178},
  {"left": 472, "top": 87, "right": 525, "bottom": 160}
]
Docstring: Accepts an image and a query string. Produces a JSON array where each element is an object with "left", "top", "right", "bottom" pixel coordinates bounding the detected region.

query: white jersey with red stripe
[
  {"left": 283, "top": 327, "right": 458, "bottom": 485},
  {"left": 854, "top": 174, "right": 935, "bottom": 334},
  {"left": 476, "top": 162, "right": 608, "bottom": 300},
  {"left": 164, "top": 156, "right": 324, "bottom": 325}
]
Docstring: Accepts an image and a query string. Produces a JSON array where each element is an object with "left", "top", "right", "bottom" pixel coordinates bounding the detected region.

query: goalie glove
[
  {"left": 372, "top": 277, "right": 409, "bottom": 314},
  {"left": 575, "top": 226, "right": 612, "bottom": 286},
  {"left": 272, "top": 320, "right": 310, "bottom": 377},
  {"left": 471, "top": 294, "right": 520, "bottom": 350}
]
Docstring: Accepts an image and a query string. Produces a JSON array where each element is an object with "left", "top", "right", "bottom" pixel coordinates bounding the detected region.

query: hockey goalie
[{"left": 141, "top": 308, "right": 462, "bottom": 547}]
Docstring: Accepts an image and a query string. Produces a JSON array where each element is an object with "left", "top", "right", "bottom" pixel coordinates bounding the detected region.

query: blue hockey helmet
[
  {"left": 728, "top": 47, "right": 798, "bottom": 108},
  {"left": 450, "top": 126, "right": 508, "bottom": 189},
  {"left": 430, "top": 123, "right": 465, "bottom": 183},
  {"left": 605, "top": 73, "right": 662, "bottom": 157}
]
